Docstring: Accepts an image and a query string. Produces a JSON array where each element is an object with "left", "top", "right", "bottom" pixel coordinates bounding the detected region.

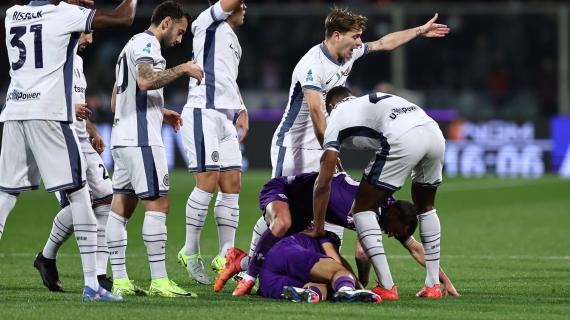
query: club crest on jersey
[
  {"left": 163, "top": 174, "right": 169, "bottom": 187},
  {"left": 211, "top": 151, "right": 219, "bottom": 163},
  {"left": 306, "top": 69, "right": 314, "bottom": 82},
  {"left": 143, "top": 43, "right": 152, "bottom": 54}
]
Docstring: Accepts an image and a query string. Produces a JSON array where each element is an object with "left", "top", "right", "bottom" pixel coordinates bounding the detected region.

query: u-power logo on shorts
[{"left": 6, "top": 90, "right": 41, "bottom": 102}]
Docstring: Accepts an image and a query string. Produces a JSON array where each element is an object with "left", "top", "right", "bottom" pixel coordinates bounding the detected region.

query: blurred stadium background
[
  {"left": 2, "top": 0, "right": 570, "bottom": 177},
  {"left": 1, "top": 1, "right": 569, "bottom": 318}
]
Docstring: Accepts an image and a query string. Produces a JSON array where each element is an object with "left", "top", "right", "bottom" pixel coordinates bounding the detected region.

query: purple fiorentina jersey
[{"left": 259, "top": 172, "right": 396, "bottom": 233}]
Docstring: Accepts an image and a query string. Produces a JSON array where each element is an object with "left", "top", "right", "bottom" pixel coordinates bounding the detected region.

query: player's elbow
[{"left": 137, "top": 79, "right": 152, "bottom": 91}]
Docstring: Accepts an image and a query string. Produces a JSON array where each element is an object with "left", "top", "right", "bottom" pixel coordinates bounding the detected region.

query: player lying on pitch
[
  {"left": 214, "top": 172, "right": 459, "bottom": 298},
  {"left": 258, "top": 231, "right": 380, "bottom": 303}
]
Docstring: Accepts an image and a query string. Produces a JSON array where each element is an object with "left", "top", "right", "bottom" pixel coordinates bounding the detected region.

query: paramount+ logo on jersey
[{"left": 6, "top": 89, "right": 41, "bottom": 102}]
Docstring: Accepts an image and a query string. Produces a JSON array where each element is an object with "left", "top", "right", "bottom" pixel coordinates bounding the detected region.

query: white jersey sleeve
[
  {"left": 298, "top": 56, "right": 325, "bottom": 92},
  {"left": 192, "top": 1, "right": 232, "bottom": 31},
  {"left": 131, "top": 33, "right": 161, "bottom": 65},
  {"left": 59, "top": 2, "right": 96, "bottom": 34},
  {"left": 352, "top": 43, "right": 369, "bottom": 61}
]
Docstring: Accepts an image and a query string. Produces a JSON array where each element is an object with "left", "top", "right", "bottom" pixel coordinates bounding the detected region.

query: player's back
[
  {"left": 185, "top": 2, "right": 241, "bottom": 111},
  {"left": 273, "top": 43, "right": 368, "bottom": 149},
  {"left": 112, "top": 31, "right": 166, "bottom": 148},
  {"left": 2, "top": 1, "right": 95, "bottom": 123},
  {"left": 324, "top": 93, "right": 436, "bottom": 152}
]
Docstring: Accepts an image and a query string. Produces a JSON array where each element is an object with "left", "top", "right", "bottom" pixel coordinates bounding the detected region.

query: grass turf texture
[{"left": 0, "top": 170, "right": 569, "bottom": 319}]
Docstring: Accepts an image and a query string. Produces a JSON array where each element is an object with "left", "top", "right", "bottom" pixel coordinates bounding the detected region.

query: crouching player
[{"left": 259, "top": 231, "right": 381, "bottom": 304}]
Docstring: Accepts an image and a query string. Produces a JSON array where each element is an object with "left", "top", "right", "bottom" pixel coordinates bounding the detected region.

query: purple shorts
[{"left": 258, "top": 235, "right": 329, "bottom": 299}]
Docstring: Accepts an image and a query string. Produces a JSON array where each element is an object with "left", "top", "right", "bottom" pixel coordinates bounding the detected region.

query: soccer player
[
  {"left": 215, "top": 172, "right": 458, "bottom": 297},
  {"left": 106, "top": 1, "right": 203, "bottom": 298},
  {"left": 259, "top": 232, "right": 381, "bottom": 304},
  {"left": 0, "top": 0, "right": 138, "bottom": 302},
  {"left": 310, "top": 86, "right": 446, "bottom": 299},
  {"left": 177, "top": 0, "right": 249, "bottom": 285},
  {"left": 33, "top": 31, "right": 115, "bottom": 293},
  {"left": 259, "top": 6, "right": 450, "bottom": 264}
]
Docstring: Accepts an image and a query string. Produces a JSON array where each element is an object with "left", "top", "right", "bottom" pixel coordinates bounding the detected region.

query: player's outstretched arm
[
  {"left": 305, "top": 89, "right": 327, "bottom": 147},
  {"left": 90, "top": 0, "right": 138, "bottom": 29},
  {"left": 366, "top": 13, "right": 450, "bottom": 53},
  {"left": 137, "top": 61, "right": 204, "bottom": 91},
  {"left": 308, "top": 150, "right": 338, "bottom": 237},
  {"left": 402, "top": 236, "right": 460, "bottom": 296}
]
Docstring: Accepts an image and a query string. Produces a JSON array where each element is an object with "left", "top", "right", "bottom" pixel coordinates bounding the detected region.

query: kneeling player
[{"left": 259, "top": 232, "right": 380, "bottom": 304}]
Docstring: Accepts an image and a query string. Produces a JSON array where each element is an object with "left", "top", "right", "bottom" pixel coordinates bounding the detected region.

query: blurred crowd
[{"left": 0, "top": 0, "right": 565, "bottom": 121}]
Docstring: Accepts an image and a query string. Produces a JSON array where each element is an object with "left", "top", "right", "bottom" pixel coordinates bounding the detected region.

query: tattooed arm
[{"left": 136, "top": 60, "right": 204, "bottom": 91}]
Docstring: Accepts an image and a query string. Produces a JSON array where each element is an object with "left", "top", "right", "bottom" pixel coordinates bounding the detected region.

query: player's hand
[
  {"left": 182, "top": 60, "right": 204, "bottom": 85},
  {"left": 235, "top": 110, "right": 249, "bottom": 143},
  {"left": 417, "top": 13, "right": 450, "bottom": 38},
  {"left": 302, "top": 227, "right": 325, "bottom": 238},
  {"left": 442, "top": 280, "right": 460, "bottom": 297},
  {"left": 91, "top": 134, "right": 105, "bottom": 154},
  {"left": 66, "top": 0, "right": 95, "bottom": 6},
  {"left": 163, "top": 108, "right": 183, "bottom": 133},
  {"left": 75, "top": 104, "right": 92, "bottom": 121}
]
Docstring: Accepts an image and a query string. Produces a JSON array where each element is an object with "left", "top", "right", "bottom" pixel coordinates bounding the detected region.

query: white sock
[
  {"left": 0, "top": 192, "right": 17, "bottom": 240},
  {"left": 94, "top": 204, "right": 110, "bottom": 276},
  {"left": 42, "top": 205, "right": 73, "bottom": 259},
  {"left": 106, "top": 211, "right": 129, "bottom": 280},
  {"left": 143, "top": 211, "right": 168, "bottom": 280},
  {"left": 419, "top": 209, "right": 441, "bottom": 287},
  {"left": 353, "top": 211, "right": 394, "bottom": 289},
  {"left": 214, "top": 192, "right": 239, "bottom": 258},
  {"left": 248, "top": 216, "right": 268, "bottom": 257},
  {"left": 185, "top": 188, "right": 213, "bottom": 256},
  {"left": 68, "top": 187, "right": 98, "bottom": 290}
]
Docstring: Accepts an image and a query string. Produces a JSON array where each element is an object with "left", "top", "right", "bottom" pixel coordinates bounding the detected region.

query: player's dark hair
[
  {"left": 325, "top": 86, "right": 352, "bottom": 113},
  {"left": 151, "top": 1, "right": 191, "bottom": 26},
  {"left": 325, "top": 7, "right": 367, "bottom": 38},
  {"left": 394, "top": 200, "right": 418, "bottom": 236}
]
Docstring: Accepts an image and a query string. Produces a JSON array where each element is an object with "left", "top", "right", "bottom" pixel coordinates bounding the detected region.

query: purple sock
[
  {"left": 333, "top": 276, "right": 355, "bottom": 292},
  {"left": 247, "top": 229, "right": 281, "bottom": 279}
]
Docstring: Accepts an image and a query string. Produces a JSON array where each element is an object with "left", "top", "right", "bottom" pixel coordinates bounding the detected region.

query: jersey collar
[
  {"left": 29, "top": 1, "right": 51, "bottom": 6},
  {"left": 320, "top": 42, "right": 344, "bottom": 66}
]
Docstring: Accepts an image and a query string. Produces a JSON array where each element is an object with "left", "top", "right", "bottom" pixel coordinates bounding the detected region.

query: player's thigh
[
  {"left": 218, "top": 116, "right": 242, "bottom": 173},
  {"left": 411, "top": 122, "right": 445, "bottom": 188},
  {"left": 363, "top": 131, "right": 423, "bottom": 192},
  {"left": 218, "top": 170, "right": 240, "bottom": 193},
  {"left": 26, "top": 120, "right": 86, "bottom": 192},
  {"left": 182, "top": 108, "right": 222, "bottom": 173},
  {"left": 0, "top": 121, "right": 40, "bottom": 192},
  {"left": 83, "top": 151, "right": 113, "bottom": 205}
]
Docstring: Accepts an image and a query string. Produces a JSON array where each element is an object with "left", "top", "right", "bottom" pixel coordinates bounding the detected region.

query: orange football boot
[
  {"left": 232, "top": 279, "right": 255, "bottom": 296},
  {"left": 371, "top": 284, "right": 399, "bottom": 300},
  {"left": 213, "top": 247, "right": 247, "bottom": 293},
  {"left": 416, "top": 284, "right": 442, "bottom": 299}
]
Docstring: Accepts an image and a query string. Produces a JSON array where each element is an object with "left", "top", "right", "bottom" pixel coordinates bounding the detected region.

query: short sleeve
[
  {"left": 132, "top": 36, "right": 159, "bottom": 65},
  {"left": 58, "top": 3, "right": 95, "bottom": 33},
  {"left": 323, "top": 113, "right": 342, "bottom": 152},
  {"left": 193, "top": 1, "right": 232, "bottom": 33},
  {"left": 352, "top": 43, "right": 369, "bottom": 61},
  {"left": 298, "top": 58, "right": 324, "bottom": 92}
]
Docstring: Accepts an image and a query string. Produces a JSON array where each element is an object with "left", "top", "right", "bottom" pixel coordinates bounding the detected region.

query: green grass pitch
[{"left": 1, "top": 170, "right": 569, "bottom": 319}]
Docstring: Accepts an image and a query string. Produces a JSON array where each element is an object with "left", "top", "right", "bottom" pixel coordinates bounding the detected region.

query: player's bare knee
[{"left": 270, "top": 216, "right": 291, "bottom": 237}]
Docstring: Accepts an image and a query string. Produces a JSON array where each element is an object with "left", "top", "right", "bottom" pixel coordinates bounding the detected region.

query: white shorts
[
  {"left": 270, "top": 145, "right": 322, "bottom": 178},
  {"left": 111, "top": 146, "right": 169, "bottom": 199},
  {"left": 0, "top": 120, "right": 86, "bottom": 193},
  {"left": 182, "top": 108, "right": 242, "bottom": 172},
  {"left": 363, "top": 122, "right": 445, "bottom": 190},
  {"left": 56, "top": 144, "right": 113, "bottom": 208}
]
